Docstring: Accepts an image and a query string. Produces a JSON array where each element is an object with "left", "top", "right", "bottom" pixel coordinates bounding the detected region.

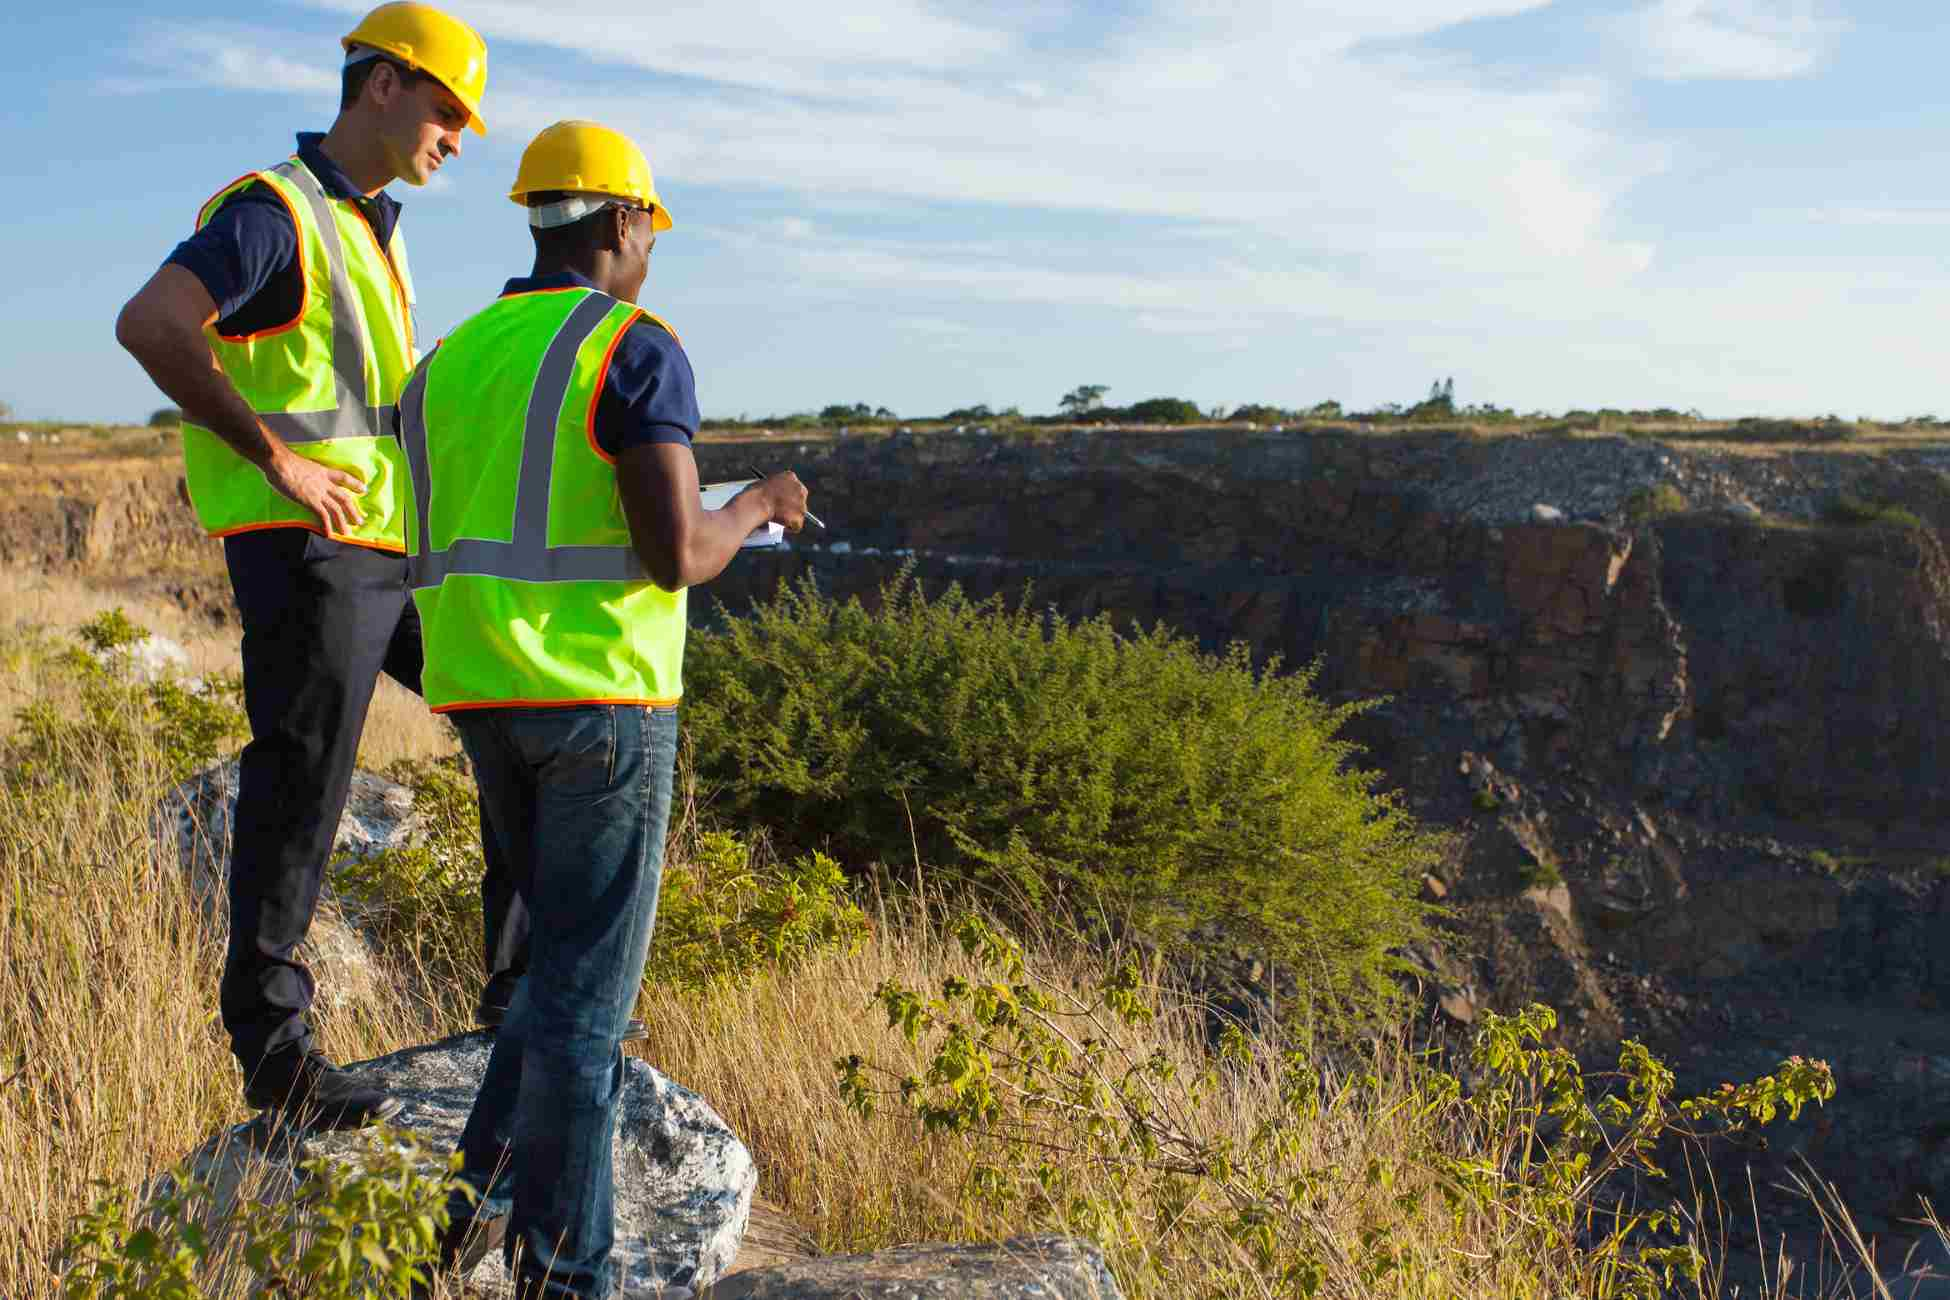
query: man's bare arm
[
  {"left": 616, "top": 443, "right": 807, "bottom": 591},
  {"left": 115, "top": 265, "right": 368, "bottom": 535}
]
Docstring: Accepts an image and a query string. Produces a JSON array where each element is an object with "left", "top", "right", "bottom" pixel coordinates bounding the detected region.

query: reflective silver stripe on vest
[
  {"left": 267, "top": 159, "right": 394, "bottom": 443},
  {"left": 403, "top": 291, "right": 645, "bottom": 591}
]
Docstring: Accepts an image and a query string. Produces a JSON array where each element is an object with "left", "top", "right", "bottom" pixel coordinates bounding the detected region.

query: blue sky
[{"left": 4, "top": 1, "right": 1945, "bottom": 422}]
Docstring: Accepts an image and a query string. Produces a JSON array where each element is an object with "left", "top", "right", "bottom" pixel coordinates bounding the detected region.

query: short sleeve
[
  {"left": 592, "top": 318, "right": 701, "bottom": 458},
  {"left": 163, "top": 183, "right": 302, "bottom": 332}
]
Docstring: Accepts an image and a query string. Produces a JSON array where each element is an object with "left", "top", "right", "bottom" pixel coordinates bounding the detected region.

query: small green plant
[
  {"left": 336, "top": 762, "right": 874, "bottom": 997},
  {"left": 1824, "top": 494, "right": 1924, "bottom": 529},
  {"left": 332, "top": 753, "right": 485, "bottom": 978},
  {"left": 1621, "top": 484, "right": 1688, "bottom": 522},
  {"left": 651, "top": 828, "right": 870, "bottom": 992},
  {"left": 1469, "top": 789, "right": 1501, "bottom": 814},
  {"left": 1519, "top": 857, "right": 1565, "bottom": 890},
  {"left": 4, "top": 611, "right": 244, "bottom": 790},
  {"left": 58, "top": 1176, "right": 213, "bottom": 1300},
  {"left": 59, "top": 1127, "right": 466, "bottom": 1300},
  {"left": 838, "top": 916, "right": 1835, "bottom": 1299}
]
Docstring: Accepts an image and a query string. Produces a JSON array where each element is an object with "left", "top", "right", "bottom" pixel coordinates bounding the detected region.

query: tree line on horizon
[{"left": 703, "top": 379, "right": 1731, "bottom": 430}]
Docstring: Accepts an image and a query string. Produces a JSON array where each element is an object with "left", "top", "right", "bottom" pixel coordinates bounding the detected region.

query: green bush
[
  {"left": 337, "top": 760, "right": 869, "bottom": 997},
  {"left": 3, "top": 612, "right": 245, "bottom": 791},
  {"left": 59, "top": 1127, "right": 463, "bottom": 1300},
  {"left": 1823, "top": 494, "right": 1924, "bottom": 529},
  {"left": 332, "top": 754, "right": 485, "bottom": 980},
  {"left": 653, "top": 827, "right": 869, "bottom": 991},
  {"left": 684, "top": 575, "right": 1439, "bottom": 1023},
  {"left": 1622, "top": 484, "right": 1688, "bottom": 522}
]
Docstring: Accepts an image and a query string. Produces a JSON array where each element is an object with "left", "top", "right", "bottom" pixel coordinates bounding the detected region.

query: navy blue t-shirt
[
  {"left": 165, "top": 133, "right": 402, "bottom": 337},
  {"left": 497, "top": 273, "right": 699, "bottom": 457}
]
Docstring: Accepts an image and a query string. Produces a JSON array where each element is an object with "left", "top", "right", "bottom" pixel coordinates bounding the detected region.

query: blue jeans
[{"left": 445, "top": 704, "right": 677, "bottom": 1300}]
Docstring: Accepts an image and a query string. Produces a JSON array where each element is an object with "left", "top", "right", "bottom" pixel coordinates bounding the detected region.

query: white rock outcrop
[
  {"left": 157, "top": 759, "right": 422, "bottom": 1011},
  {"left": 177, "top": 1033, "right": 755, "bottom": 1298}
]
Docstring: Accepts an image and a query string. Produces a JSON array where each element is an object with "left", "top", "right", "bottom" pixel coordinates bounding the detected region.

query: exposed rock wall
[{"left": 694, "top": 431, "right": 1950, "bottom": 832}]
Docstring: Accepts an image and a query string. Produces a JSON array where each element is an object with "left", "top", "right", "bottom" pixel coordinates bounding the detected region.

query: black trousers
[{"left": 220, "top": 528, "right": 529, "bottom": 1065}]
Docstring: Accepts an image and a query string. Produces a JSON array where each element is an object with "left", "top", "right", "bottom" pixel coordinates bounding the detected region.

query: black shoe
[
  {"left": 476, "top": 992, "right": 646, "bottom": 1042},
  {"left": 242, "top": 1047, "right": 402, "bottom": 1130}
]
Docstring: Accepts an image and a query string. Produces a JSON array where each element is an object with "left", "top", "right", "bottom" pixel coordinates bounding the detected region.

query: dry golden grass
[{"left": 0, "top": 692, "right": 445, "bottom": 1297}]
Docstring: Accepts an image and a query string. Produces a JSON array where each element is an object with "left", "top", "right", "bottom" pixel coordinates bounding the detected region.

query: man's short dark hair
[
  {"left": 341, "top": 56, "right": 429, "bottom": 112},
  {"left": 526, "top": 191, "right": 615, "bottom": 260}
]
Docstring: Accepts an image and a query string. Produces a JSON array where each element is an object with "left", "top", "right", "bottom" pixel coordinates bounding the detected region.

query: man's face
[{"left": 374, "top": 67, "right": 469, "bottom": 187}]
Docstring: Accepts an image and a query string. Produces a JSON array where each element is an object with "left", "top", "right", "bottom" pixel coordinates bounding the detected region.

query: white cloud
[
  {"left": 110, "top": 26, "right": 339, "bottom": 97},
  {"left": 119, "top": 2, "right": 1693, "bottom": 400},
  {"left": 1612, "top": 0, "right": 1843, "bottom": 81}
]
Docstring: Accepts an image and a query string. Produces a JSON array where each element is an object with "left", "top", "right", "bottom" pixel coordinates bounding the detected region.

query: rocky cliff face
[{"left": 691, "top": 428, "right": 1950, "bottom": 1238}]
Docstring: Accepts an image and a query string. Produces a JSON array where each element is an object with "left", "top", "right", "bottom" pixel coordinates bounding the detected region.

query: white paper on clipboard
[{"left": 700, "top": 479, "right": 785, "bottom": 549}]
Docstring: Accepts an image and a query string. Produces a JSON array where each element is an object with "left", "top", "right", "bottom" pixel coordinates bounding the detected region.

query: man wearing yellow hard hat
[
  {"left": 396, "top": 120, "right": 807, "bottom": 1295},
  {"left": 114, "top": 3, "right": 505, "bottom": 1130}
]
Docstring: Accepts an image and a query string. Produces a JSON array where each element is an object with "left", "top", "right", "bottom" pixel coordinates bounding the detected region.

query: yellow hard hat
[
  {"left": 342, "top": 2, "right": 488, "bottom": 136},
  {"left": 509, "top": 120, "right": 674, "bottom": 232}
]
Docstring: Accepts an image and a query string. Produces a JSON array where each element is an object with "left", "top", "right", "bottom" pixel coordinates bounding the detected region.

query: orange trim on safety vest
[
  {"left": 431, "top": 694, "right": 682, "bottom": 714},
  {"left": 583, "top": 308, "right": 644, "bottom": 467},
  {"left": 200, "top": 170, "right": 310, "bottom": 344},
  {"left": 207, "top": 519, "right": 407, "bottom": 554}
]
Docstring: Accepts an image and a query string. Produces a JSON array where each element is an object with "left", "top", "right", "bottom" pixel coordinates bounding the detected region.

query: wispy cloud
[
  {"left": 1611, "top": 0, "right": 1844, "bottom": 81},
  {"left": 128, "top": 4, "right": 1668, "bottom": 280},
  {"left": 108, "top": 26, "right": 339, "bottom": 97}
]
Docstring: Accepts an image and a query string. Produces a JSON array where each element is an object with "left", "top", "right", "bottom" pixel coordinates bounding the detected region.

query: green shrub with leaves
[
  {"left": 331, "top": 754, "right": 486, "bottom": 981},
  {"left": 1823, "top": 494, "right": 1925, "bottom": 529},
  {"left": 685, "top": 574, "right": 1438, "bottom": 1023},
  {"left": 4, "top": 610, "right": 244, "bottom": 791},
  {"left": 59, "top": 1127, "right": 465, "bottom": 1300},
  {"left": 336, "top": 760, "right": 871, "bottom": 998},
  {"left": 839, "top": 915, "right": 1835, "bottom": 1299},
  {"left": 1622, "top": 484, "right": 1688, "bottom": 523},
  {"left": 652, "top": 828, "right": 869, "bottom": 992}
]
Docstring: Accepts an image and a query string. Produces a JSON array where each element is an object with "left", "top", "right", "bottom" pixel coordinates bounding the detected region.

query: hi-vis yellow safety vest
[
  {"left": 398, "top": 286, "right": 687, "bottom": 712},
  {"left": 180, "top": 157, "right": 418, "bottom": 552}
]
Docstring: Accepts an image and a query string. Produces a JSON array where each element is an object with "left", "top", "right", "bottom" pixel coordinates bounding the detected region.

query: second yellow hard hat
[
  {"left": 342, "top": 2, "right": 489, "bottom": 136},
  {"left": 509, "top": 121, "right": 674, "bottom": 232}
]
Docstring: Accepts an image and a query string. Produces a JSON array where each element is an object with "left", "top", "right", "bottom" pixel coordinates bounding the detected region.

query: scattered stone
[
  {"left": 707, "top": 1235, "right": 1122, "bottom": 1299},
  {"left": 92, "top": 631, "right": 191, "bottom": 682},
  {"left": 1530, "top": 503, "right": 1566, "bottom": 522},
  {"left": 156, "top": 760, "right": 422, "bottom": 1011},
  {"left": 172, "top": 1034, "right": 756, "bottom": 1298},
  {"left": 162, "top": 759, "right": 422, "bottom": 906}
]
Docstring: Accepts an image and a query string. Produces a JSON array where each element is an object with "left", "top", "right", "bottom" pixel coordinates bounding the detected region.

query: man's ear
[
  {"left": 364, "top": 61, "right": 401, "bottom": 111},
  {"left": 606, "top": 205, "right": 633, "bottom": 254}
]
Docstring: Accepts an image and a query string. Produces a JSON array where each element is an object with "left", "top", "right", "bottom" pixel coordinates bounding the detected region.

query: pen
[{"left": 745, "top": 464, "right": 827, "bottom": 530}]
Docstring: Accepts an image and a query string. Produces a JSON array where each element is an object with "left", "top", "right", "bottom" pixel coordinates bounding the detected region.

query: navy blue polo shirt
[
  {"left": 498, "top": 273, "right": 700, "bottom": 456},
  {"left": 165, "top": 132, "right": 401, "bottom": 337}
]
